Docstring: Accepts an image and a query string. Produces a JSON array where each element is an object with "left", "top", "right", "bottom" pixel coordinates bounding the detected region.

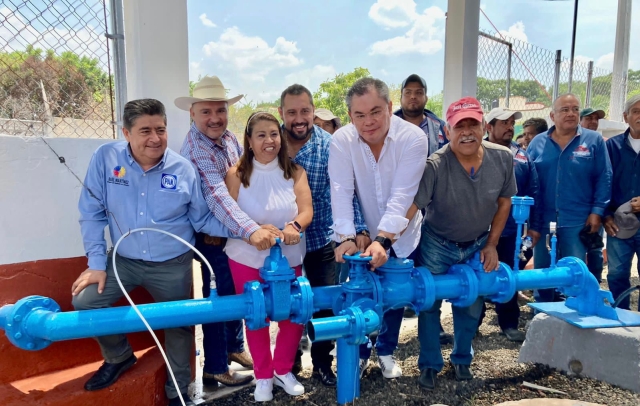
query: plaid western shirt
[
  {"left": 291, "top": 125, "right": 368, "bottom": 253},
  {"left": 180, "top": 124, "right": 260, "bottom": 239}
]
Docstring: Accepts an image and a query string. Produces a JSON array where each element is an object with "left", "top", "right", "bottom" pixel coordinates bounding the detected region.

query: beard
[
  {"left": 285, "top": 123, "right": 313, "bottom": 141},
  {"left": 402, "top": 104, "right": 426, "bottom": 118}
]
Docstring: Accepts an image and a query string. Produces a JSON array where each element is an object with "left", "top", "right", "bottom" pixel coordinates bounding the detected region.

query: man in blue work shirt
[
  {"left": 604, "top": 94, "right": 640, "bottom": 310},
  {"left": 394, "top": 74, "right": 448, "bottom": 156},
  {"left": 479, "top": 107, "right": 542, "bottom": 342},
  {"left": 279, "top": 84, "right": 370, "bottom": 387},
  {"left": 72, "top": 99, "right": 233, "bottom": 406},
  {"left": 527, "top": 94, "right": 612, "bottom": 303}
]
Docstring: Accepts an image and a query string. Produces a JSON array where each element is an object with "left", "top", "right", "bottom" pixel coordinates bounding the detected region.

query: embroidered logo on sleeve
[{"left": 161, "top": 173, "right": 177, "bottom": 189}]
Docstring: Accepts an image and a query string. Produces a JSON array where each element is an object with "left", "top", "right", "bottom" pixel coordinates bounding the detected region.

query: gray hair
[
  {"left": 552, "top": 93, "right": 580, "bottom": 111},
  {"left": 123, "top": 98, "right": 167, "bottom": 130},
  {"left": 345, "top": 77, "right": 390, "bottom": 111},
  {"left": 624, "top": 94, "right": 640, "bottom": 114}
]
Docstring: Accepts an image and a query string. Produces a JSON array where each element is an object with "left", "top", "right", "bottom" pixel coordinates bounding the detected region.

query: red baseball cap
[{"left": 446, "top": 97, "right": 484, "bottom": 127}]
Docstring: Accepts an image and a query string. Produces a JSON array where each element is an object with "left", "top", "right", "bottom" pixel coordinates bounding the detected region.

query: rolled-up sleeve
[
  {"left": 78, "top": 150, "right": 109, "bottom": 271},
  {"left": 329, "top": 132, "right": 357, "bottom": 236},
  {"left": 378, "top": 135, "right": 427, "bottom": 234}
]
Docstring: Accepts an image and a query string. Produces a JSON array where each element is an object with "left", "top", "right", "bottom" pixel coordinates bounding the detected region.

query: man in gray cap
[
  {"left": 580, "top": 108, "right": 605, "bottom": 131},
  {"left": 314, "top": 108, "right": 341, "bottom": 135},
  {"left": 479, "top": 107, "right": 542, "bottom": 342},
  {"left": 604, "top": 94, "right": 640, "bottom": 310}
]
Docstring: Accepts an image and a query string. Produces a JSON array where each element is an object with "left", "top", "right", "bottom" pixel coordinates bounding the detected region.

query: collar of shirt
[{"left": 190, "top": 123, "right": 236, "bottom": 151}]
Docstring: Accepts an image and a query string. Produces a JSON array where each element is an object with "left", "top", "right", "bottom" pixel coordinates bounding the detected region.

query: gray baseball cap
[
  {"left": 614, "top": 201, "right": 640, "bottom": 239},
  {"left": 486, "top": 107, "right": 523, "bottom": 123}
]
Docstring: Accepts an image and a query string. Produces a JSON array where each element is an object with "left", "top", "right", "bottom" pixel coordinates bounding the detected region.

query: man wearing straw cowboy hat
[{"left": 177, "top": 76, "right": 278, "bottom": 387}]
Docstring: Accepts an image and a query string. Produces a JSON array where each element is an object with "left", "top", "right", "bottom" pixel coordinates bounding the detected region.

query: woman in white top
[{"left": 224, "top": 112, "right": 313, "bottom": 402}]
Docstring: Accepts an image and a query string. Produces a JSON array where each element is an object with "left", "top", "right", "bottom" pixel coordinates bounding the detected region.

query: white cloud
[
  {"left": 284, "top": 64, "right": 336, "bottom": 89},
  {"left": 499, "top": 21, "right": 528, "bottom": 43},
  {"left": 0, "top": 7, "right": 109, "bottom": 67},
  {"left": 199, "top": 13, "right": 216, "bottom": 28},
  {"left": 369, "top": 6, "right": 445, "bottom": 56},
  {"left": 380, "top": 68, "right": 389, "bottom": 76},
  {"left": 202, "top": 26, "right": 302, "bottom": 82},
  {"left": 595, "top": 52, "right": 614, "bottom": 70},
  {"left": 368, "top": 0, "right": 417, "bottom": 29}
]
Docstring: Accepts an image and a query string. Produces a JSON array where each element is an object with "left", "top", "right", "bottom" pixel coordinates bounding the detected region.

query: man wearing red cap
[{"left": 408, "top": 97, "right": 516, "bottom": 390}]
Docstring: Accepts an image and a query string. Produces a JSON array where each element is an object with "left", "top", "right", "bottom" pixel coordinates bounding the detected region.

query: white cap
[{"left": 486, "top": 107, "right": 523, "bottom": 123}]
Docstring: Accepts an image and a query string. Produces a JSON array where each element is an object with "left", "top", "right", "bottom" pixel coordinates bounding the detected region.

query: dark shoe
[
  {"left": 203, "top": 370, "right": 253, "bottom": 387},
  {"left": 228, "top": 351, "right": 254, "bottom": 369},
  {"left": 501, "top": 328, "right": 526, "bottom": 342},
  {"left": 403, "top": 307, "right": 417, "bottom": 318},
  {"left": 418, "top": 368, "right": 438, "bottom": 390},
  {"left": 439, "top": 331, "right": 453, "bottom": 345},
  {"left": 292, "top": 349, "right": 303, "bottom": 375},
  {"left": 313, "top": 365, "right": 337, "bottom": 387},
  {"left": 168, "top": 393, "right": 195, "bottom": 406},
  {"left": 84, "top": 354, "right": 137, "bottom": 391},
  {"left": 451, "top": 363, "right": 473, "bottom": 381}
]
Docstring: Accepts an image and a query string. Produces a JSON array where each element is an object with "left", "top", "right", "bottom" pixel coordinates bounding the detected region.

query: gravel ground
[{"left": 202, "top": 268, "right": 640, "bottom": 406}]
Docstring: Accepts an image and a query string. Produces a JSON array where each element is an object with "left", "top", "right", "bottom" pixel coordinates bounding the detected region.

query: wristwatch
[
  {"left": 286, "top": 220, "right": 302, "bottom": 233},
  {"left": 357, "top": 230, "right": 371, "bottom": 238},
  {"left": 373, "top": 235, "right": 392, "bottom": 250},
  {"left": 340, "top": 234, "right": 356, "bottom": 243}
]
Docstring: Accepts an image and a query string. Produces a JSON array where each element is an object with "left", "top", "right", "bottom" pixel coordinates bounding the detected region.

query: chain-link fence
[
  {"left": 477, "top": 29, "right": 640, "bottom": 124},
  {"left": 0, "top": 0, "right": 116, "bottom": 138}
]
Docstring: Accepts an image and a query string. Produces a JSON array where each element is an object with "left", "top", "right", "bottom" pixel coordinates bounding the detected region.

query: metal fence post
[
  {"left": 553, "top": 50, "right": 562, "bottom": 102},
  {"left": 506, "top": 44, "right": 512, "bottom": 108},
  {"left": 108, "top": 0, "right": 127, "bottom": 138},
  {"left": 585, "top": 61, "right": 594, "bottom": 108}
]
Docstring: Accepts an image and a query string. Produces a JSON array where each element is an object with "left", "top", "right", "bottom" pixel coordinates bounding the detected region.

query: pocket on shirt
[{"left": 151, "top": 190, "right": 191, "bottom": 222}]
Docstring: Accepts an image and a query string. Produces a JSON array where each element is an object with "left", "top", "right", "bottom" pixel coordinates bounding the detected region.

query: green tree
[{"left": 313, "top": 67, "right": 371, "bottom": 125}]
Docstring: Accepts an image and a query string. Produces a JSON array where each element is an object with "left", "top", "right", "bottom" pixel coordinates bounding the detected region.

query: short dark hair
[
  {"left": 516, "top": 134, "right": 524, "bottom": 141},
  {"left": 123, "top": 99, "right": 167, "bottom": 130},
  {"left": 346, "top": 77, "right": 389, "bottom": 111},
  {"left": 280, "top": 84, "right": 313, "bottom": 108},
  {"left": 522, "top": 117, "right": 548, "bottom": 134}
]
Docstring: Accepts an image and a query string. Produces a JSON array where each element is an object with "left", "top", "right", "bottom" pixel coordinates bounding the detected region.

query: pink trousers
[{"left": 229, "top": 259, "right": 304, "bottom": 379}]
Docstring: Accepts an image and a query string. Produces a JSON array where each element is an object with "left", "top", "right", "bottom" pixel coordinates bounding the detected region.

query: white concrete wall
[
  {"left": 123, "top": 0, "right": 191, "bottom": 154},
  {"left": 0, "top": 136, "right": 110, "bottom": 265}
]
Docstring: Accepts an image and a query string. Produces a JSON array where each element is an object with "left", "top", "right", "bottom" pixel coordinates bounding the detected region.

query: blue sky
[{"left": 187, "top": 0, "right": 640, "bottom": 104}]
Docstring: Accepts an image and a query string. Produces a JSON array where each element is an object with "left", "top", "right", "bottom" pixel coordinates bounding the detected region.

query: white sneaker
[
  {"left": 274, "top": 372, "right": 304, "bottom": 396},
  {"left": 378, "top": 355, "right": 402, "bottom": 378},
  {"left": 359, "top": 358, "right": 370, "bottom": 379},
  {"left": 254, "top": 378, "right": 274, "bottom": 402}
]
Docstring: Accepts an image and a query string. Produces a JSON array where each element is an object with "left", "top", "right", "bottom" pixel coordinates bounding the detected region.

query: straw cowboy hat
[{"left": 174, "top": 75, "right": 243, "bottom": 111}]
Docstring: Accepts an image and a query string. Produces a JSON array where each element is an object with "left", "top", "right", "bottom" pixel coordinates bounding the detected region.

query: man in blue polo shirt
[
  {"left": 604, "top": 94, "right": 640, "bottom": 310},
  {"left": 480, "top": 107, "right": 542, "bottom": 342},
  {"left": 527, "top": 94, "right": 612, "bottom": 303},
  {"left": 72, "top": 99, "right": 235, "bottom": 406}
]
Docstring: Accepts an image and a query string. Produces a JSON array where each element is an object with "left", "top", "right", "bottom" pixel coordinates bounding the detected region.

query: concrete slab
[
  {"left": 494, "top": 400, "right": 604, "bottom": 406},
  {"left": 519, "top": 313, "right": 640, "bottom": 393}
]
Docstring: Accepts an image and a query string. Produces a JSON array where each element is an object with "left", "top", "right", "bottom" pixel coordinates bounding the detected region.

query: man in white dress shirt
[{"left": 328, "top": 77, "right": 428, "bottom": 379}]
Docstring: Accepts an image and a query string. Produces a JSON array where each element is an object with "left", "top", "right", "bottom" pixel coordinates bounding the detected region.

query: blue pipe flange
[
  {"left": 483, "top": 262, "right": 516, "bottom": 304},
  {"left": 333, "top": 271, "right": 382, "bottom": 316},
  {"left": 411, "top": 266, "right": 436, "bottom": 312},
  {"left": 446, "top": 264, "right": 479, "bottom": 308},
  {"left": 556, "top": 256, "right": 588, "bottom": 298},
  {"left": 4, "top": 295, "right": 60, "bottom": 351},
  {"left": 244, "top": 281, "right": 268, "bottom": 330},
  {"left": 340, "top": 298, "right": 382, "bottom": 346},
  {"left": 290, "top": 276, "right": 314, "bottom": 325}
]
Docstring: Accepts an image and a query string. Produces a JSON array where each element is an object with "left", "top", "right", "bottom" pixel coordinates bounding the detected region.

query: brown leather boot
[
  {"left": 203, "top": 370, "right": 253, "bottom": 387},
  {"left": 228, "top": 351, "right": 254, "bottom": 369}
]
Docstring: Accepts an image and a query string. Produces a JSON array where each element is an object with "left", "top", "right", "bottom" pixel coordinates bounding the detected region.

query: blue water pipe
[
  {"left": 2, "top": 198, "right": 640, "bottom": 405},
  {"left": 511, "top": 196, "right": 534, "bottom": 271}
]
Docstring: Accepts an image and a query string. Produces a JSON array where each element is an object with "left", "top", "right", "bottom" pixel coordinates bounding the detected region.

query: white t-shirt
[
  {"left": 628, "top": 134, "right": 640, "bottom": 154},
  {"left": 224, "top": 159, "right": 306, "bottom": 269}
]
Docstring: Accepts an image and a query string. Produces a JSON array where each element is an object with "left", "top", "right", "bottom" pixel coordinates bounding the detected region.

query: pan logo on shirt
[
  {"left": 572, "top": 143, "right": 591, "bottom": 158},
  {"left": 161, "top": 173, "right": 177, "bottom": 190},
  {"left": 107, "top": 165, "right": 129, "bottom": 186}
]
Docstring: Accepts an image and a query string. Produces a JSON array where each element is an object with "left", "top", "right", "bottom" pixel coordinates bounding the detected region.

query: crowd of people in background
[{"left": 70, "top": 72, "right": 640, "bottom": 405}]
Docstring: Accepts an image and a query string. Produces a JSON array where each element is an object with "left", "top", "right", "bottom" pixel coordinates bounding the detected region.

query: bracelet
[
  {"left": 286, "top": 221, "right": 302, "bottom": 232},
  {"left": 357, "top": 230, "right": 370, "bottom": 237},
  {"left": 340, "top": 234, "right": 356, "bottom": 243}
]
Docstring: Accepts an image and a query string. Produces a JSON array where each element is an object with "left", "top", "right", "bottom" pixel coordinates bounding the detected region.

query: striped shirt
[{"left": 180, "top": 124, "right": 260, "bottom": 239}]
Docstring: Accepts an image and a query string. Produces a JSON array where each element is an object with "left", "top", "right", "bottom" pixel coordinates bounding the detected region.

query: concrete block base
[{"left": 519, "top": 313, "right": 640, "bottom": 393}]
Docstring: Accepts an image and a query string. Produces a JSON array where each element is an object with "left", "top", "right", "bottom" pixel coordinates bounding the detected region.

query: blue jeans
[
  {"left": 336, "top": 261, "right": 349, "bottom": 284},
  {"left": 586, "top": 227, "right": 605, "bottom": 283},
  {"left": 606, "top": 230, "right": 640, "bottom": 311},
  {"left": 533, "top": 225, "right": 587, "bottom": 303},
  {"left": 195, "top": 235, "right": 245, "bottom": 375},
  {"left": 415, "top": 225, "right": 488, "bottom": 371}
]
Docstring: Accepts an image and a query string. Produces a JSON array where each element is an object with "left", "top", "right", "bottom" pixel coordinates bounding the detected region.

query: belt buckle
[{"left": 204, "top": 235, "right": 225, "bottom": 246}]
